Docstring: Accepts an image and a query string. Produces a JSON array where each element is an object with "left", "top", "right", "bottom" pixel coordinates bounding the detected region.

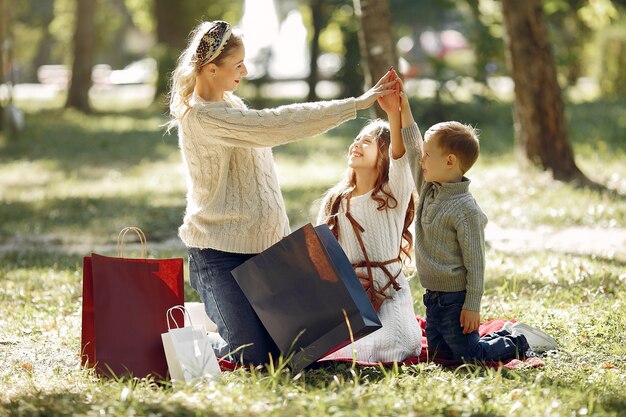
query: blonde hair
[
  {"left": 165, "top": 21, "right": 244, "bottom": 133},
  {"left": 425, "top": 121, "right": 480, "bottom": 173}
]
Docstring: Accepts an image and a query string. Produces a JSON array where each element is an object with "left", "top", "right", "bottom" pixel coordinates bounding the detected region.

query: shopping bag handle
[
  {"left": 117, "top": 226, "right": 147, "bottom": 258},
  {"left": 166, "top": 305, "right": 192, "bottom": 330}
]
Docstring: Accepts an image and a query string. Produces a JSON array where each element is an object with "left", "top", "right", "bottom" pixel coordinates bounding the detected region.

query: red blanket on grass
[{"left": 219, "top": 317, "right": 544, "bottom": 371}]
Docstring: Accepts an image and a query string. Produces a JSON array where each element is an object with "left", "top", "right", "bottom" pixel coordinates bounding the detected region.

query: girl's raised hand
[{"left": 377, "top": 68, "right": 401, "bottom": 115}]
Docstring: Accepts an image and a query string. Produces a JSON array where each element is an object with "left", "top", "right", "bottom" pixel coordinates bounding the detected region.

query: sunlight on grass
[{"left": 0, "top": 102, "right": 625, "bottom": 417}]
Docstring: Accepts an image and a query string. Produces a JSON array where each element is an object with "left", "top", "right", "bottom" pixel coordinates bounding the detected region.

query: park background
[{"left": 0, "top": 0, "right": 625, "bottom": 416}]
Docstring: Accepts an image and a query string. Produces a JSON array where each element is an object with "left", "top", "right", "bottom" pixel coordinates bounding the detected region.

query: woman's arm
[
  {"left": 192, "top": 98, "right": 357, "bottom": 148},
  {"left": 191, "top": 71, "right": 398, "bottom": 149}
]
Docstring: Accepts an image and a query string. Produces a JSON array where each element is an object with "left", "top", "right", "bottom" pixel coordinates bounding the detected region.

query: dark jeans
[
  {"left": 423, "top": 290, "right": 529, "bottom": 362},
  {"left": 188, "top": 247, "right": 280, "bottom": 366}
]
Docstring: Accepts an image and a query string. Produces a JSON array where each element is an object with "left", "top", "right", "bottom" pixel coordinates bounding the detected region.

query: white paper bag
[
  {"left": 184, "top": 302, "right": 218, "bottom": 333},
  {"left": 161, "top": 306, "right": 221, "bottom": 382}
]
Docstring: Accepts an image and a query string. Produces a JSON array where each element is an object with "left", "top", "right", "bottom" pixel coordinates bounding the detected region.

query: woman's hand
[{"left": 355, "top": 70, "right": 398, "bottom": 110}]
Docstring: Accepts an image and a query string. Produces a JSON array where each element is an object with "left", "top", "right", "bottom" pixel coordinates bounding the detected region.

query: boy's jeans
[
  {"left": 423, "top": 290, "right": 529, "bottom": 362},
  {"left": 188, "top": 247, "right": 280, "bottom": 366}
]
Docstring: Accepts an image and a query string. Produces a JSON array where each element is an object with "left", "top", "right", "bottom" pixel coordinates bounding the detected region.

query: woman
[
  {"left": 165, "top": 20, "right": 396, "bottom": 366},
  {"left": 317, "top": 74, "right": 422, "bottom": 362}
]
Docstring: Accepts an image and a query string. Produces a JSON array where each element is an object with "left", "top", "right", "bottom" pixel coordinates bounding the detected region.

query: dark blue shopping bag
[{"left": 231, "top": 223, "right": 382, "bottom": 371}]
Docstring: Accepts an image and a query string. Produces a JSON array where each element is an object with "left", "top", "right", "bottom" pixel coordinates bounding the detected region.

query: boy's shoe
[
  {"left": 509, "top": 322, "right": 558, "bottom": 353},
  {"left": 501, "top": 321, "right": 514, "bottom": 334}
]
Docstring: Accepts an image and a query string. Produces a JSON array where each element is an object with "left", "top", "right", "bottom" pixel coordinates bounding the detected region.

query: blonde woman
[{"left": 166, "top": 20, "right": 396, "bottom": 366}]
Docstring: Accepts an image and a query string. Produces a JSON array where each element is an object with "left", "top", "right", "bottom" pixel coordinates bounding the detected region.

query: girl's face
[
  {"left": 209, "top": 44, "right": 248, "bottom": 92},
  {"left": 348, "top": 126, "right": 379, "bottom": 170}
]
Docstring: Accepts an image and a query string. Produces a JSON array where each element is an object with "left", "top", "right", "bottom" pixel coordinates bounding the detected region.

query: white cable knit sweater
[
  {"left": 318, "top": 153, "right": 422, "bottom": 363},
  {"left": 178, "top": 94, "right": 357, "bottom": 253}
]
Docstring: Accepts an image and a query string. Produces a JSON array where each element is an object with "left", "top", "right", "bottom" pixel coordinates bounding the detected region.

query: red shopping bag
[{"left": 81, "top": 227, "right": 184, "bottom": 379}]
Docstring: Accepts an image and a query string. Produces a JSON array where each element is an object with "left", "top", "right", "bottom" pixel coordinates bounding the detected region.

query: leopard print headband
[{"left": 194, "top": 21, "right": 233, "bottom": 68}]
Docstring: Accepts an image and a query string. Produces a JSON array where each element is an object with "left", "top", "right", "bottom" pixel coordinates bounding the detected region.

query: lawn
[{"left": 0, "top": 96, "right": 625, "bottom": 417}]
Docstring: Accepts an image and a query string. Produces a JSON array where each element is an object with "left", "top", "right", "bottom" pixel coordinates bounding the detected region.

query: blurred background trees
[
  {"left": 65, "top": 0, "right": 95, "bottom": 112},
  {"left": 352, "top": 0, "right": 397, "bottom": 117},
  {"left": 8, "top": 0, "right": 625, "bottom": 102},
  {"left": 3, "top": 0, "right": 625, "bottom": 187},
  {"left": 502, "top": 0, "right": 589, "bottom": 186}
]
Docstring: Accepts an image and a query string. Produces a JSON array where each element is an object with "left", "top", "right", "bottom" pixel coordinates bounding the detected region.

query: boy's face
[
  {"left": 421, "top": 134, "right": 451, "bottom": 183},
  {"left": 348, "top": 127, "right": 379, "bottom": 170}
]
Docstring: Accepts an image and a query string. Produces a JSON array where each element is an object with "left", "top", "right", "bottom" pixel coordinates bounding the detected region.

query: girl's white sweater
[{"left": 319, "top": 153, "right": 422, "bottom": 363}]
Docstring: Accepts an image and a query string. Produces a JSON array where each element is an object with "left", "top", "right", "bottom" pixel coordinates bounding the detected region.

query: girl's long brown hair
[{"left": 318, "top": 119, "right": 415, "bottom": 262}]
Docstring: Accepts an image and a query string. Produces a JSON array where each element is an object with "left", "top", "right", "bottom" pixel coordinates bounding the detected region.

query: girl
[
  {"left": 165, "top": 20, "right": 396, "bottom": 366},
  {"left": 317, "top": 77, "right": 422, "bottom": 363}
]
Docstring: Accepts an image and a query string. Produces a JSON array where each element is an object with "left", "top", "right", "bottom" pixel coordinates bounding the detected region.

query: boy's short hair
[{"left": 425, "top": 121, "right": 480, "bottom": 173}]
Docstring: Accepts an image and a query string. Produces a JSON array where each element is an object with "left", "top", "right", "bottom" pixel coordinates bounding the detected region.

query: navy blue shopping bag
[{"left": 231, "top": 223, "right": 382, "bottom": 371}]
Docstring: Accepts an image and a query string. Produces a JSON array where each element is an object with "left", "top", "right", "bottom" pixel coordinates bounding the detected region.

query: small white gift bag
[
  {"left": 184, "top": 302, "right": 218, "bottom": 333},
  {"left": 161, "top": 306, "right": 221, "bottom": 382}
]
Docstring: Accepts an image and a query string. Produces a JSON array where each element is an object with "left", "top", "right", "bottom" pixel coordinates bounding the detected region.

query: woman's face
[
  {"left": 211, "top": 45, "right": 248, "bottom": 92},
  {"left": 348, "top": 126, "right": 379, "bottom": 170}
]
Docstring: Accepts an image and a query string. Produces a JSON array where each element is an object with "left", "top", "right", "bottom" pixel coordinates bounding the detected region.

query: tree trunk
[
  {"left": 153, "top": 0, "right": 205, "bottom": 102},
  {"left": 154, "top": 0, "right": 190, "bottom": 50},
  {"left": 31, "top": 0, "right": 55, "bottom": 83},
  {"left": 307, "top": 0, "right": 325, "bottom": 102},
  {"left": 502, "top": 0, "right": 592, "bottom": 186},
  {"left": 109, "top": 0, "right": 135, "bottom": 69},
  {"left": 465, "top": 0, "right": 493, "bottom": 89},
  {"left": 0, "top": 0, "right": 5, "bottom": 133},
  {"left": 65, "top": 0, "right": 96, "bottom": 113},
  {"left": 353, "top": 0, "right": 397, "bottom": 117}
]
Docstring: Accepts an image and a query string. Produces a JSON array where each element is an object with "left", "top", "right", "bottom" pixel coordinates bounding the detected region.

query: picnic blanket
[{"left": 218, "top": 317, "right": 545, "bottom": 371}]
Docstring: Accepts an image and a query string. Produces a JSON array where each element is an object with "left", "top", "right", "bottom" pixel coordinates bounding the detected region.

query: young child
[
  {"left": 396, "top": 79, "right": 557, "bottom": 362},
  {"left": 317, "top": 81, "right": 422, "bottom": 363}
]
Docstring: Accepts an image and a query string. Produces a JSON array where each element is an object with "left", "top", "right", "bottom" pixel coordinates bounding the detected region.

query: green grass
[{"left": 1, "top": 98, "right": 625, "bottom": 416}]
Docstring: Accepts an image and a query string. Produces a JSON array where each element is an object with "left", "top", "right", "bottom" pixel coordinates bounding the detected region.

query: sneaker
[
  {"left": 501, "top": 321, "right": 514, "bottom": 334},
  {"left": 509, "top": 322, "right": 558, "bottom": 352}
]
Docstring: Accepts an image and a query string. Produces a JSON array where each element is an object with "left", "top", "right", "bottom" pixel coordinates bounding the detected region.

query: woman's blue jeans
[
  {"left": 188, "top": 247, "right": 280, "bottom": 366},
  {"left": 423, "top": 290, "right": 529, "bottom": 362}
]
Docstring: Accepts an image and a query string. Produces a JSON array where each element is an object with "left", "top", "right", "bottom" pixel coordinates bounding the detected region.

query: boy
[{"left": 397, "top": 87, "right": 557, "bottom": 362}]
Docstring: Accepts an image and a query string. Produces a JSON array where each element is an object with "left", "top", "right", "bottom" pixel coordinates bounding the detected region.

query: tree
[
  {"left": 352, "top": 0, "right": 397, "bottom": 117},
  {"left": 65, "top": 0, "right": 96, "bottom": 113},
  {"left": 306, "top": 0, "right": 327, "bottom": 102},
  {"left": 463, "top": 0, "right": 504, "bottom": 90},
  {"left": 153, "top": 0, "right": 242, "bottom": 102},
  {"left": 0, "top": 0, "right": 5, "bottom": 133},
  {"left": 502, "top": 0, "right": 597, "bottom": 188}
]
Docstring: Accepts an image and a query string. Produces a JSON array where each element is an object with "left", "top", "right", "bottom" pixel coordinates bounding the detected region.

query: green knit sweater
[{"left": 401, "top": 123, "right": 488, "bottom": 311}]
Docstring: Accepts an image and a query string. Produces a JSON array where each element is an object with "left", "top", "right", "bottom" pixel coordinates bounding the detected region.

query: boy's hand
[
  {"left": 396, "top": 77, "right": 415, "bottom": 126},
  {"left": 460, "top": 309, "right": 480, "bottom": 334}
]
